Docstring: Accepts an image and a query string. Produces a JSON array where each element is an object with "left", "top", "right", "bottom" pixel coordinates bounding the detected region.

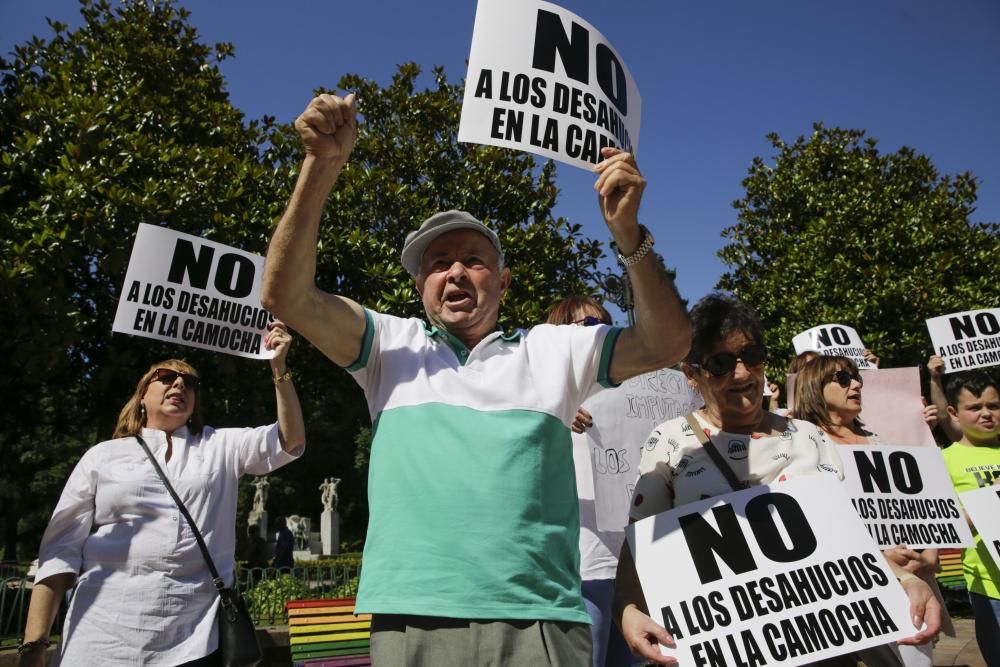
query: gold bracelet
[{"left": 273, "top": 369, "right": 293, "bottom": 385}]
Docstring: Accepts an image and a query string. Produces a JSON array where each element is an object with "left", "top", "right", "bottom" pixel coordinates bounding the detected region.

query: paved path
[{"left": 935, "top": 617, "right": 987, "bottom": 667}]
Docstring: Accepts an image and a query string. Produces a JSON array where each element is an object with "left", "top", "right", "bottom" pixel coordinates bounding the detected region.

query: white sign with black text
[
  {"left": 959, "top": 485, "right": 1000, "bottom": 572},
  {"left": 926, "top": 308, "right": 1000, "bottom": 372},
  {"left": 792, "top": 324, "right": 876, "bottom": 369},
  {"left": 627, "top": 475, "right": 913, "bottom": 667},
  {"left": 112, "top": 224, "right": 274, "bottom": 359},
  {"left": 839, "top": 445, "right": 974, "bottom": 549},
  {"left": 459, "top": 0, "right": 641, "bottom": 170}
]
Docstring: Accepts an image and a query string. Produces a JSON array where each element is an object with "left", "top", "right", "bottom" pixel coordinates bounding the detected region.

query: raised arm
[
  {"left": 261, "top": 94, "right": 368, "bottom": 368},
  {"left": 265, "top": 321, "right": 305, "bottom": 453},
  {"left": 594, "top": 148, "right": 691, "bottom": 385},
  {"left": 927, "top": 356, "right": 962, "bottom": 442}
]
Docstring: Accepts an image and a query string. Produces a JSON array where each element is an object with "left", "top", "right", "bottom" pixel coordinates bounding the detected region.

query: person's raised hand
[
  {"left": 294, "top": 93, "right": 358, "bottom": 166},
  {"left": 927, "top": 355, "right": 946, "bottom": 380},
  {"left": 594, "top": 148, "right": 645, "bottom": 242},
  {"left": 266, "top": 320, "right": 294, "bottom": 368}
]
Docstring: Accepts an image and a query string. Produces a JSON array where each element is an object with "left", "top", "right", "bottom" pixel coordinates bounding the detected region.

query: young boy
[{"left": 942, "top": 372, "right": 1000, "bottom": 666}]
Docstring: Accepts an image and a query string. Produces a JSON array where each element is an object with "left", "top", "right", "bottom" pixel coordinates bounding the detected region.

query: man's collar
[{"left": 421, "top": 320, "right": 523, "bottom": 352}]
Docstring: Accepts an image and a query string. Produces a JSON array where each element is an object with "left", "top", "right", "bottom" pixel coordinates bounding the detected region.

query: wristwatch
[{"left": 616, "top": 225, "right": 655, "bottom": 267}]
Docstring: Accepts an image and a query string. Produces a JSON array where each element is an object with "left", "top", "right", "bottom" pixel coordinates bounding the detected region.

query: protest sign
[
  {"left": 786, "top": 367, "right": 935, "bottom": 447},
  {"left": 959, "top": 485, "right": 1000, "bottom": 572},
  {"left": 926, "top": 308, "right": 1000, "bottom": 372},
  {"left": 579, "top": 368, "right": 701, "bottom": 532},
  {"left": 112, "top": 224, "right": 273, "bottom": 359},
  {"left": 627, "top": 475, "right": 913, "bottom": 667},
  {"left": 792, "top": 324, "right": 876, "bottom": 369},
  {"left": 839, "top": 445, "right": 974, "bottom": 549},
  {"left": 459, "top": 0, "right": 640, "bottom": 170}
]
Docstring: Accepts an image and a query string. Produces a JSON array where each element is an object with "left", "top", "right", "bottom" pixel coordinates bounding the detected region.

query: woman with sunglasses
[
  {"left": 612, "top": 295, "right": 940, "bottom": 666},
  {"left": 793, "top": 355, "right": 954, "bottom": 667},
  {"left": 19, "top": 323, "right": 305, "bottom": 667}
]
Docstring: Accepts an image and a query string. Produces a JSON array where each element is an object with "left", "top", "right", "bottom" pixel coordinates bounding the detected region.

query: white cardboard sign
[
  {"left": 959, "top": 485, "right": 1000, "bottom": 573},
  {"left": 580, "top": 368, "right": 702, "bottom": 532},
  {"left": 926, "top": 308, "right": 1000, "bottom": 372},
  {"left": 627, "top": 475, "right": 913, "bottom": 666},
  {"left": 792, "top": 324, "right": 876, "bottom": 370},
  {"left": 839, "top": 446, "right": 974, "bottom": 549},
  {"left": 112, "top": 224, "right": 274, "bottom": 359},
  {"left": 459, "top": 0, "right": 641, "bottom": 170}
]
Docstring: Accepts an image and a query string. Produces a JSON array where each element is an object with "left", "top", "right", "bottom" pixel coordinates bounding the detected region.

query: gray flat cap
[{"left": 401, "top": 210, "right": 503, "bottom": 277}]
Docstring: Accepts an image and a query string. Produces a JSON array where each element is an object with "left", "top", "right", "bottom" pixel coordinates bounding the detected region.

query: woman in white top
[
  {"left": 793, "top": 355, "right": 955, "bottom": 667},
  {"left": 612, "top": 294, "right": 942, "bottom": 666},
  {"left": 19, "top": 323, "right": 305, "bottom": 667}
]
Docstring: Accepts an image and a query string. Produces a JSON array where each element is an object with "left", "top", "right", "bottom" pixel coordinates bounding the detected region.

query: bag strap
[
  {"left": 684, "top": 412, "right": 746, "bottom": 492},
  {"left": 135, "top": 434, "right": 233, "bottom": 604}
]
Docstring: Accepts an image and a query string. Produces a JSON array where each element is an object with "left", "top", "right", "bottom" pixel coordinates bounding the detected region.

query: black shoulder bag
[
  {"left": 136, "top": 435, "right": 262, "bottom": 667},
  {"left": 684, "top": 412, "right": 749, "bottom": 491}
]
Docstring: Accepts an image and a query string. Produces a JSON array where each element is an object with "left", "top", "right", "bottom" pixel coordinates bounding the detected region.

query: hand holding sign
[
  {"left": 295, "top": 93, "right": 358, "bottom": 164},
  {"left": 265, "top": 320, "right": 294, "bottom": 371},
  {"left": 595, "top": 147, "right": 645, "bottom": 247},
  {"left": 620, "top": 602, "right": 678, "bottom": 666}
]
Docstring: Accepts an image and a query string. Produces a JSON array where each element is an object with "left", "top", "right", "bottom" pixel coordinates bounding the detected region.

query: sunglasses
[
  {"left": 573, "top": 315, "right": 606, "bottom": 327},
  {"left": 692, "top": 344, "right": 767, "bottom": 377},
  {"left": 830, "top": 369, "right": 863, "bottom": 388},
  {"left": 153, "top": 368, "right": 201, "bottom": 389}
]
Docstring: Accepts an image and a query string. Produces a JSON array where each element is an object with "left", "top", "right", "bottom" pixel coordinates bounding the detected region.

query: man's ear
[
  {"left": 946, "top": 405, "right": 958, "bottom": 419},
  {"left": 414, "top": 275, "right": 425, "bottom": 296},
  {"left": 499, "top": 267, "right": 512, "bottom": 296}
]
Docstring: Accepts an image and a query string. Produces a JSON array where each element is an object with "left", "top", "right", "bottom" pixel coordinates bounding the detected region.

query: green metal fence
[{"left": 1, "top": 562, "right": 361, "bottom": 644}]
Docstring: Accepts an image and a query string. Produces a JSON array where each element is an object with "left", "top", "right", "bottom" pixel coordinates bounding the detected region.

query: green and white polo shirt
[{"left": 347, "top": 309, "right": 622, "bottom": 622}]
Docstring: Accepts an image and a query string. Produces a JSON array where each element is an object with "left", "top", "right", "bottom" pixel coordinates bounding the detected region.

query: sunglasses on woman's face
[
  {"left": 573, "top": 315, "right": 605, "bottom": 327},
  {"left": 153, "top": 368, "right": 200, "bottom": 389},
  {"left": 693, "top": 344, "right": 767, "bottom": 377},
  {"left": 830, "top": 369, "right": 863, "bottom": 388}
]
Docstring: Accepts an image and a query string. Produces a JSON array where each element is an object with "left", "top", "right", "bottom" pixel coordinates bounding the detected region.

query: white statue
[
  {"left": 286, "top": 514, "right": 310, "bottom": 551},
  {"left": 251, "top": 477, "right": 269, "bottom": 514},
  {"left": 320, "top": 477, "right": 342, "bottom": 512}
]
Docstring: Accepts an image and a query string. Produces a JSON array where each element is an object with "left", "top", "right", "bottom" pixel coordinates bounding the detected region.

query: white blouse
[
  {"left": 630, "top": 412, "right": 844, "bottom": 521},
  {"left": 35, "top": 424, "right": 303, "bottom": 666}
]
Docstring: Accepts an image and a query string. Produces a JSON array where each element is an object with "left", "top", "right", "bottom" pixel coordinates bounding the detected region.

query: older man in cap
[{"left": 263, "top": 94, "right": 691, "bottom": 665}]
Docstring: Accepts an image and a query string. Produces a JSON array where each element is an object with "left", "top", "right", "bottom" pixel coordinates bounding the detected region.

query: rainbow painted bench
[
  {"left": 936, "top": 548, "right": 967, "bottom": 591},
  {"left": 286, "top": 598, "right": 371, "bottom": 667}
]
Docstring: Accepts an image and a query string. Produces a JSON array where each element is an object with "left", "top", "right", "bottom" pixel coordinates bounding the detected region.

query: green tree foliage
[
  {"left": 0, "top": 2, "right": 603, "bottom": 558},
  {"left": 0, "top": 0, "right": 286, "bottom": 560},
  {"left": 718, "top": 124, "right": 1000, "bottom": 379}
]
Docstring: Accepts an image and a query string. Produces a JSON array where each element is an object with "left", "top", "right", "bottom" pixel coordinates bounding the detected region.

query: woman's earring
[{"left": 140, "top": 404, "right": 146, "bottom": 418}]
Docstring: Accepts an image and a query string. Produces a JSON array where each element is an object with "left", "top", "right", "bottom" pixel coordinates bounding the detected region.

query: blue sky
[{"left": 3, "top": 0, "right": 998, "bottom": 322}]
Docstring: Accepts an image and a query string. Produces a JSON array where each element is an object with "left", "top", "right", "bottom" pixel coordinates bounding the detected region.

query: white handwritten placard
[
  {"left": 627, "top": 475, "right": 913, "bottom": 666},
  {"left": 581, "top": 368, "right": 701, "bottom": 532},
  {"left": 459, "top": 0, "right": 641, "bottom": 170},
  {"left": 926, "top": 308, "right": 1000, "bottom": 372},
  {"left": 112, "top": 224, "right": 273, "bottom": 359},
  {"left": 792, "top": 324, "right": 875, "bottom": 370},
  {"left": 839, "top": 445, "right": 974, "bottom": 549}
]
